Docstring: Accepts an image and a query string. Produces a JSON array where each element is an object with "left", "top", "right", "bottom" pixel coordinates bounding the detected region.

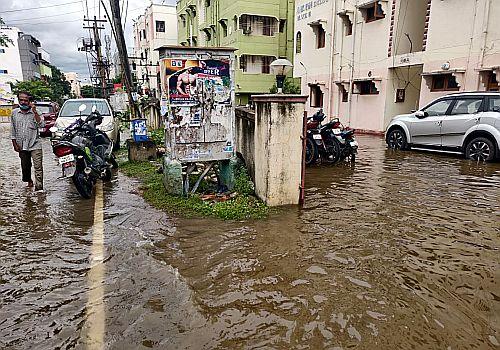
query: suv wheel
[
  {"left": 387, "top": 128, "right": 408, "bottom": 150},
  {"left": 465, "top": 137, "right": 495, "bottom": 162}
]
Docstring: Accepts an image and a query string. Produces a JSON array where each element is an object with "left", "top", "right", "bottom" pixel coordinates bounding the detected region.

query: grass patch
[{"left": 119, "top": 160, "right": 269, "bottom": 220}]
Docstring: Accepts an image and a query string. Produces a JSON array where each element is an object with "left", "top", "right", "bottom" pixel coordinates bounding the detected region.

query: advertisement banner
[{"left": 162, "top": 59, "right": 231, "bottom": 106}]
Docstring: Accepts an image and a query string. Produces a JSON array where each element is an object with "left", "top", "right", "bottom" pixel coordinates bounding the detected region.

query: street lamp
[{"left": 270, "top": 58, "right": 293, "bottom": 94}]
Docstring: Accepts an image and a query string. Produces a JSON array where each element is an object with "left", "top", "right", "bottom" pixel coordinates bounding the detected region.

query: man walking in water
[{"left": 10, "top": 91, "right": 44, "bottom": 191}]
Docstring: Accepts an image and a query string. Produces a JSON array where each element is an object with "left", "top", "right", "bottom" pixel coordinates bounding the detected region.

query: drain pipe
[
  {"left": 328, "top": 0, "right": 338, "bottom": 117},
  {"left": 335, "top": 0, "right": 348, "bottom": 118},
  {"left": 478, "top": 0, "right": 492, "bottom": 89},
  {"left": 347, "top": 5, "right": 358, "bottom": 127}
]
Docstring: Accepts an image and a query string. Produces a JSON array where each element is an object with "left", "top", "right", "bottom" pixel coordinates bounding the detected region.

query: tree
[
  {"left": 270, "top": 77, "right": 302, "bottom": 94},
  {"left": 48, "top": 64, "right": 71, "bottom": 104},
  {"left": 0, "top": 18, "right": 13, "bottom": 47},
  {"left": 10, "top": 80, "right": 53, "bottom": 100}
]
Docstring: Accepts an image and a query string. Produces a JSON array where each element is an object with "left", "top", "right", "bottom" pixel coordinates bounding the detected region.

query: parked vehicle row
[
  {"left": 50, "top": 103, "right": 118, "bottom": 199},
  {"left": 305, "top": 109, "right": 358, "bottom": 166},
  {"left": 386, "top": 92, "right": 500, "bottom": 161}
]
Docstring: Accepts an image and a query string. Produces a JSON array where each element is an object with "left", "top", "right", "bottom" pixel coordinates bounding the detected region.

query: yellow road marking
[{"left": 83, "top": 181, "right": 105, "bottom": 349}]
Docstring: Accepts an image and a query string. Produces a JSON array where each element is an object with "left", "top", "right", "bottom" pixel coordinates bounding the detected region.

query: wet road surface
[{"left": 0, "top": 123, "right": 499, "bottom": 349}]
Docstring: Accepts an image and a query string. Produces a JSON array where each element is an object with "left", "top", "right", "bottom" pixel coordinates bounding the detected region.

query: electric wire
[
  {"left": 1, "top": 1, "right": 82, "bottom": 13},
  {"left": 2, "top": 7, "right": 95, "bottom": 23}
]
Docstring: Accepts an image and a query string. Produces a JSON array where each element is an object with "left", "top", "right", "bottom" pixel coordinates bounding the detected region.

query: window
[
  {"left": 142, "top": 29, "right": 146, "bottom": 39},
  {"left": 263, "top": 17, "right": 273, "bottom": 36},
  {"left": 59, "top": 100, "right": 111, "bottom": 117},
  {"left": 450, "top": 98, "right": 483, "bottom": 115},
  {"left": 339, "top": 85, "right": 349, "bottom": 102},
  {"left": 0, "top": 69, "right": 8, "bottom": 74},
  {"left": 364, "top": 2, "right": 385, "bottom": 22},
  {"left": 279, "top": 19, "right": 286, "bottom": 33},
  {"left": 35, "top": 105, "right": 53, "bottom": 114},
  {"left": 488, "top": 97, "right": 500, "bottom": 112},
  {"left": 233, "top": 16, "right": 238, "bottom": 31},
  {"left": 339, "top": 14, "right": 352, "bottom": 36},
  {"left": 487, "top": 72, "right": 499, "bottom": 91},
  {"left": 345, "top": 18, "right": 353, "bottom": 36},
  {"left": 262, "top": 56, "right": 273, "bottom": 74},
  {"left": 240, "top": 15, "right": 251, "bottom": 34},
  {"left": 431, "top": 74, "right": 459, "bottom": 92},
  {"left": 423, "top": 99, "right": 453, "bottom": 117},
  {"left": 356, "top": 81, "right": 379, "bottom": 95},
  {"left": 205, "top": 0, "right": 211, "bottom": 6},
  {"left": 314, "top": 25, "right": 326, "bottom": 49},
  {"left": 296, "top": 32, "right": 302, "bottom": 54},
  {"left": 156, "top": 20, "right": 165, "bottom": 32},
  {"left": 220, "top": 21, "right": 228, "bottom": 37},
  {"left": 310, "top": 85, "right": 323, "bottom": 107},
  {"left": 239, "top": 55, "right": 246, "bottom": 71}
]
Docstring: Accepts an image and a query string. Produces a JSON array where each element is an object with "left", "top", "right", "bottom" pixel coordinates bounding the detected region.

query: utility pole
[
  {"left": 83, "top": 16, "right": 109, "bottom": 98},
  {"left": 108, "top": 0, "right": 139, "bottom": 118}
]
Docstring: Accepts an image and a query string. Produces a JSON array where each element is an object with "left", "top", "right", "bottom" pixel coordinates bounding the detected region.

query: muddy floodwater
[{"left": 0, "top": 124, "right": 499, "bottom": 349}]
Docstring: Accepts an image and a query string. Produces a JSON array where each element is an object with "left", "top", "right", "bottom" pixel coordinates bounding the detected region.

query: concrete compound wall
[
  {"left": 235, "top": 106, "right": 256, "bottom": 180},
  {"left": 252, "top": 95, "right": 307, "bottom": 206}
]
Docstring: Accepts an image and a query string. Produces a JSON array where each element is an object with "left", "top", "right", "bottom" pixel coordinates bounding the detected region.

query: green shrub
[{"left": 119, "top": 160, "right": 269, "bottom": 220}]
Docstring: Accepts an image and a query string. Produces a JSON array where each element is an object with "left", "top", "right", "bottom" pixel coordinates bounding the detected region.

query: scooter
[
  {"left": 305, "top": 109, "right": 358, "bottom": 165},
  {"left": 50, "top": 104, "right": 116, "bottom": 198}
]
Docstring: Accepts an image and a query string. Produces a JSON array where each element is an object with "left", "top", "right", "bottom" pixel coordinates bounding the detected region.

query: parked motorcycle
[
  {"left": 50, "top": 104, "right": 117, "bottom": 198},
  {"left": 305, "top": 109, "right": 358, "bottom": 165}
]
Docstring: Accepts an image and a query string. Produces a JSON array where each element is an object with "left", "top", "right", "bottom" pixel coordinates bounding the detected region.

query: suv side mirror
[{"left": 415, "top": 111, "right": 427, "bottom": 119}]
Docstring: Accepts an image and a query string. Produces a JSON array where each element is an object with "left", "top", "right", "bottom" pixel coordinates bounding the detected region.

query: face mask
[{"left": 19, "top": 104, "right": 30, "bottom": 111}]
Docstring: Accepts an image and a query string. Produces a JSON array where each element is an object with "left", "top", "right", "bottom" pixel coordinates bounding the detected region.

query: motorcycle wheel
[
  {"left": 324, "top": 138, "right": 341, "bottom": 163},
  {"left": 102, "top": 167, "right": 112, "bottom": 182},
  {"left": 349, "top": 153, "right": 356, "bottom": 163},
  {"left": 305, "top": 137, "right": 319, "bottom": 165},
  {"left": 108, "top": 154, "right": 119, "bottom": 169},
  {"left": 72, "top": 171, "right": 94, "bottom": 199}
]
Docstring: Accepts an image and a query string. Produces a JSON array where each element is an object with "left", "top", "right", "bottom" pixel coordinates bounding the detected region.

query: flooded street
[{"left": 0, "top": 123, "right": 499, "bottom": 349}]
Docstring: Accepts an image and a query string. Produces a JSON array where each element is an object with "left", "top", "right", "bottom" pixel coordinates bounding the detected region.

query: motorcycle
[
  {"left": 305, "top": 109, "right": 358, "bottom": 165},
  {"left": 50, "top": 104, "right": 117, "bottom": 199}
]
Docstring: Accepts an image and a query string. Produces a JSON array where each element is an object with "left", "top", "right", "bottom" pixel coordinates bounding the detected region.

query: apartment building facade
[
  {"left": 0, "top": 26, "right": 24, "bottom": 94},
  {"left": 177, "top": 0, "right": 296, "bottom": 105},
  {"left": 133, "top": 3, "right": 178, "bottom": 97},
  {"left": 294, "top": 0, "right": 500, "bottom": 133},
  {"left": 64, "top": 72, "right": 81, "bottom": 98}
]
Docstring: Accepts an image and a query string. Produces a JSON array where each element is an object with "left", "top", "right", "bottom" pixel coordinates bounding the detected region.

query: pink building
[{"left": 294, "top": 0, "right": 500, "bottom": 133}]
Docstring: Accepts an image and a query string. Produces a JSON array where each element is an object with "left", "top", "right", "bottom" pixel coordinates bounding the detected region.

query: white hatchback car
[
  {"left": 386, "top": 92, "right": 500, "bottom": 161},
  {"left": 54, "top": 98, "right": 120, "bottom": 150}
]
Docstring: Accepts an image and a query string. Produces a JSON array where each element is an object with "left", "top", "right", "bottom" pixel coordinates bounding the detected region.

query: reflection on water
[
  {"left": 1, "top": 126, "right": 499, "bottom": 349},
  {"left": 158, "top": 135, "right": 500, "bottom": 349}
]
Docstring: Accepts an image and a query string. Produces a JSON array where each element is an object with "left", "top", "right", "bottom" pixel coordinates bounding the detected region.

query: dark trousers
[{"left": 19, "top": 149, "right": 43, "bottom": 190}]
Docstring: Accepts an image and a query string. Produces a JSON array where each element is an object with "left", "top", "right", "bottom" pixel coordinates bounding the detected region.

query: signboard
[
  {"left": 158, "top": 47, "right": 236, "bottom": 163},
  {"left": 0, "top": 105, "right": 12, "bottom": 117},
  {"left": 164, "top": 59, "right": 231, "bottom": 106}
]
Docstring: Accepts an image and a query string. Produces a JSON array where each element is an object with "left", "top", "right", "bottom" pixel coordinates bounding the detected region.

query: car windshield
[
  {"left": 35, "top": 105, "right": 53, "bottom": 114},
  {"left": 59, "top": 100, "right": 110, "bottom": 117}
]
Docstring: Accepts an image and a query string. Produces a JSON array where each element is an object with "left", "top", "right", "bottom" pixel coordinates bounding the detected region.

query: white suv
[{"left": 386, "top": 92, "right": 500, "bottom": 161}]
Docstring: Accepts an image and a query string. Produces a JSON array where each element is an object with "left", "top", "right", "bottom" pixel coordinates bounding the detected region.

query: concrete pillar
[{"left": 251, "top": 94, "right": 308, "bottom": 206}]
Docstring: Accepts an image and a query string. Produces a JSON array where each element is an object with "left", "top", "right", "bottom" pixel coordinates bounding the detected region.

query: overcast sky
[{"left": 0, "top": 0, "right": 175, "bottom": 84}]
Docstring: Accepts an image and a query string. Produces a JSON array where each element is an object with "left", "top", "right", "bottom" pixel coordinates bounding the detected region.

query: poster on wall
[{"left": 162, "top": 59, "right": 231, "bottom": 106}]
